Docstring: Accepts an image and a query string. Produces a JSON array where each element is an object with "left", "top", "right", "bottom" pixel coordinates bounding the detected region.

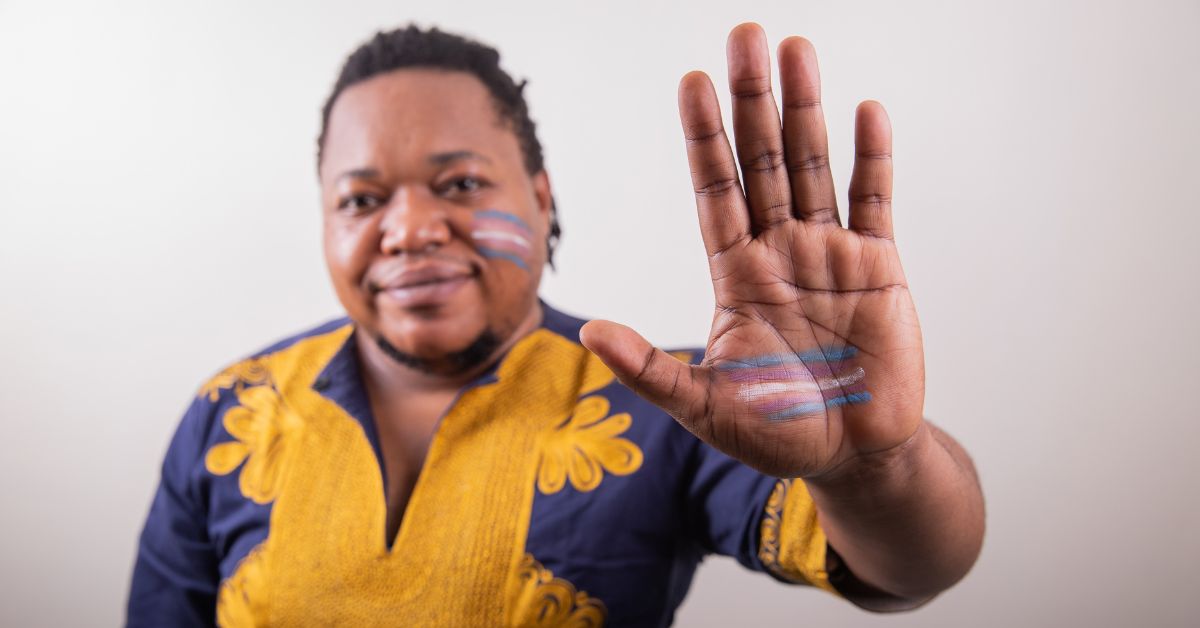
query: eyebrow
[
  {"left": 334, "top": 151, "right": 492, "bottom": 183},
  {"left": 428, "top": 150, "right": 492, "bottom": 166},
  {"left": 335, "top": 168, "right": 380, "bottom": 183}
]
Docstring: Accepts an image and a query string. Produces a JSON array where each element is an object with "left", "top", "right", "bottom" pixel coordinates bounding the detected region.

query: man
[{"left": 128, "top": 22, "right": 984, "bottom": 627}]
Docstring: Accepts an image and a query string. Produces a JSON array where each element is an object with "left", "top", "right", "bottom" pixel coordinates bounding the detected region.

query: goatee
[{"left": 374, "top": 328, "right": 504, "bottom": 376}]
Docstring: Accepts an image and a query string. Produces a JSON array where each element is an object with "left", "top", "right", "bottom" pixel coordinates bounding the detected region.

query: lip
[{"left": 370, "top": 262, "right": 475, "bottom": 309}]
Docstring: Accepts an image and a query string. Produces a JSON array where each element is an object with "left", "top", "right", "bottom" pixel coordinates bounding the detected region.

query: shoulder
[
  {"left": 538, "top": 301, "right": 589, "bottom": 343},
  {"left": 539, "top": 301, "right": 705, "bottom": 362},
  {"left": 245, "top": 317, "right": 354, "bottom": 358},
  {"left": 194, "top": 316, "right": 354, "bottom": 403},
  {"left": 174, "top": 317, "right": 355, "bottom": 455}
]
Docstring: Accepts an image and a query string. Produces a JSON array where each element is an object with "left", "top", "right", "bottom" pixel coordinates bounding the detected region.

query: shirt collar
[{"left": 310, "top": 300, "right": 586, "bottom": 426}]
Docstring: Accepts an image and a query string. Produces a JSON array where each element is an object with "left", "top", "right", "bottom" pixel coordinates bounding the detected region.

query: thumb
[{"left": 579, "top": 319, "right": 705, "bottom": 421}]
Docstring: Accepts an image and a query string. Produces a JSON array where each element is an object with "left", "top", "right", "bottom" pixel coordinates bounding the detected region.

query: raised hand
[{"left": 580, "top": 23, "right": 925, "bottom": 480}]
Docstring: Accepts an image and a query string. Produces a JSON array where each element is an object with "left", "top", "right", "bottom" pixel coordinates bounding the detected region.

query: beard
[{"left": 373, "top": 327, "right": 504, "bottom": 377}]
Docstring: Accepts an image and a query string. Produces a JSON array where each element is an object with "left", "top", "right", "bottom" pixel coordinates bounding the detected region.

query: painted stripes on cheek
[
  {"left": 719, "top": 347, "right": 873, "bottom": 420},
  {"left": 470, "top": 209, "right": 533, "bottom": 271}
]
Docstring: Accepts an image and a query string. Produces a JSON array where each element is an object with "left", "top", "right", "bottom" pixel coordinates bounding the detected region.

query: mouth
[{"left": 369, "top": 263, "right": 477, "bottom": 309}]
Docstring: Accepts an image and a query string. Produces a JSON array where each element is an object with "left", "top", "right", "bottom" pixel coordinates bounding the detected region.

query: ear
[{"left": 531, "top": 169, "right": 553, "bottom": 233}]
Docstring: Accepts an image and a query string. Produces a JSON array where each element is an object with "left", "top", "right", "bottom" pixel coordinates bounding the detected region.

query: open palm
[{"left": 581, "top": 24, "right": 925, "bottom": 479}]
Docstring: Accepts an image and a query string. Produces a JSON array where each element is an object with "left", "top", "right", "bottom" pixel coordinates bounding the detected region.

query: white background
[{"left": 2, "top": 1, "right": 1198, "bottom": 626}]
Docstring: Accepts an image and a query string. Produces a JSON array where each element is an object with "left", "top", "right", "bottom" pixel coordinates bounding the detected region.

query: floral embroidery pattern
[
  {"left": 509, "top": 554, "right": 606, "bottom": 627},
  {"left": 536, "top": 395, "right": 643, "bottom": 494},
  {"left": 205, "top": 385, "right": 301, "bottom": 504},
  {"left": 758, "top": 479, "right": 789, "bottom": 574},
  {"left": 758, "top": 478, "right": 835, "bottom": 590},
  {"left": 199, "top": 357, "right": 271, "bottom": 402},
  {"left": 216, "top": 543, "right": 268, "bottom": 627},
  {"left": 205, "top": 326, "right": 624, "bottom": 623}
]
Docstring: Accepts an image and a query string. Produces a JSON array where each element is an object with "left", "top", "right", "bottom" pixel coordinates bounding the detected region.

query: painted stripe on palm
[{"left": 719, "top": 347, "right": 872, "bottom": 420}]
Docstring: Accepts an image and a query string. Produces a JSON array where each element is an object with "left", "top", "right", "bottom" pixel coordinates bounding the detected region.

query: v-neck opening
[
  {"left": 308, "top": 301, "right": 583, "bottom": 554},
  {"left": 378, "top": 381, "right": 474, "bottom": 552},
  {"left": 311, "top": 325, "right": 504, "bottom": 554}
]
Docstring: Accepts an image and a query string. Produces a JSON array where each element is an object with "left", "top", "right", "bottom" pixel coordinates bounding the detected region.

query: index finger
[{"left": 679, "top": 71, "right": 751, "bottom": 257}]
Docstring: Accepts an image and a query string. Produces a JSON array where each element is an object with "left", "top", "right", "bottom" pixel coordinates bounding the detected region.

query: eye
[
  {"left": 337, "top": 193, "right": 384, "bottom": 214},
  {"left": 442, "top": 176, "right": 488, "bottom": 196}
]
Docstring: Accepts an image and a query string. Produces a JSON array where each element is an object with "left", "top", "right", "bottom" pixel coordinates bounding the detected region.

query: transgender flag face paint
[
  {"left": 470, "top": 209, "right": 534, "bottom": 271},
  {"left": 719, "top": 346, "right": 872, "bottom": 421}
]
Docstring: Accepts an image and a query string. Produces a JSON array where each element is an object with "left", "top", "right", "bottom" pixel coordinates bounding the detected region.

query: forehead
[{"left": 320, "top": 69, "right": 518, "bottom": 177}]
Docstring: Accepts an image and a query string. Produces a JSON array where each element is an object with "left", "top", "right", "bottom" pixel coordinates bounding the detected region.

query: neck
[{"left": 354, "top": 301, "right": 544, "bottom": 396}]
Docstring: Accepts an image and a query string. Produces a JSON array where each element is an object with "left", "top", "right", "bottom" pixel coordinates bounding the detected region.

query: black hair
[{"left": 317, "top": 24, "right": 561, "bottom": 266}]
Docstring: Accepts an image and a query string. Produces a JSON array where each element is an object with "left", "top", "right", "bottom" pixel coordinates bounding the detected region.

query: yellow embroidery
[
  {"left": 199, "top": 357, "right": 271, "bottom": 401},
  {"left": 508, "top": 554, "right": 606, "bottom": 627},
  {"left": 758, "top": 478, "right": 837, "bottom": 593},
  {"left": 204, "top": 384, "right": 301, "bottom": 504},
  {"left": 537, "top": 395, "right": 643, "bottom": 494},
  {"left": 216, "top": 543, "right": 269, "bottom": 628},
  {"left": 670, "top": 350, "right": 694, "bottom": 363},
  {"left": 214, "top": 324, "right": 619, "bottom": 625},
  {"left": 759, "top": 480, "right": 787, "bottom": 571}
]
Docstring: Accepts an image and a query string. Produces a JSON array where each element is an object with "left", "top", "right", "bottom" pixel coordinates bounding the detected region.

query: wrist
[{"left": 802, "top": 420, "right": 933, "bottom": 497}]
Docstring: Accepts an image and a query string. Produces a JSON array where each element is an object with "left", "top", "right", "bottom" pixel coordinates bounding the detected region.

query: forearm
[{"left": 804, "top": 420, "right": 985, "bottom": 606}]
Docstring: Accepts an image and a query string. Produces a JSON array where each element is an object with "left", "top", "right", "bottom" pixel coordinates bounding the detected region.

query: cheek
[
  {"left": 323, "top": 219, "right": 375, "bottom": 285},
  {"left": 463, "top": 209, "right": 548, "bottom": 325},
  {"left": 468, "top": 209, "right": 537, "bottom": 271},
  {"left": 473, "top": 243, "right": 543, "bottom": 328},
  {"left": 475, "top": 262, "right": 540, "bottom": 333}
]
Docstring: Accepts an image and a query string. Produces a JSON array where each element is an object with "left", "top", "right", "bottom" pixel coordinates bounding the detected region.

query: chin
[
  {"left": 371, "top": 312, "right": 505, "bottom": 376},
  {"left": 380, "top": 311, "right": 488, "bottom": 357}
]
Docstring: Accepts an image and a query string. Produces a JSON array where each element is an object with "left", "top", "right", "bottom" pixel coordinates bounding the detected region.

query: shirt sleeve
[
  {"left": 671, "top": 341, "right": 839, "bottom": 593},
  {"left": 126, "top": 397, "right": 220, "bottom": 627},
  {"left": 684, "top": 439, "right": 840, "bottom": 594}
]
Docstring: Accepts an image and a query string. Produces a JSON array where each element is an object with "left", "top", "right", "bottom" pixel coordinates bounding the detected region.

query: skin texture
[
  {"left": 578, "top": 24, "right": 985, "bottom": 607},
  {"left": 320, "top": 69, "right": 552, "bottom": 380},
  {"left": 319, "top": 69, "right": 552, "bottom": 542},
  {"left": 317, "top": 25, "right": 984, "bottom": 609}
]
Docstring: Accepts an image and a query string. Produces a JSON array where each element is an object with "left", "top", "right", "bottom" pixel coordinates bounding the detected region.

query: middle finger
[{"left": 728, "top": 23, "right": 793, "bottom": 234}]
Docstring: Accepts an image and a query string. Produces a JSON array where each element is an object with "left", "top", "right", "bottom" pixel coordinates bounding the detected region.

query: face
[{"left": 319, "top": 69, "right": 552, "bottom": 375}]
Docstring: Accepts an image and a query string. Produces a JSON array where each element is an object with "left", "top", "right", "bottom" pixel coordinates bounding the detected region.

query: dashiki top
[{"left": 127, "top": 304, "right": 841, "bottom": 627}]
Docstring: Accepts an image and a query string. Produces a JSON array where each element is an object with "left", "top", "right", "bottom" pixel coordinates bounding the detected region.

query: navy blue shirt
[{"left": 128, "top": 304, "right": 837, "bottom": 626}]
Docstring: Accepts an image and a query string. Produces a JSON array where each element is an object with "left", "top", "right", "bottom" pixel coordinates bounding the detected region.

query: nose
[{"left": 378, "top": 187, "right": 452, "bottom": 255}]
